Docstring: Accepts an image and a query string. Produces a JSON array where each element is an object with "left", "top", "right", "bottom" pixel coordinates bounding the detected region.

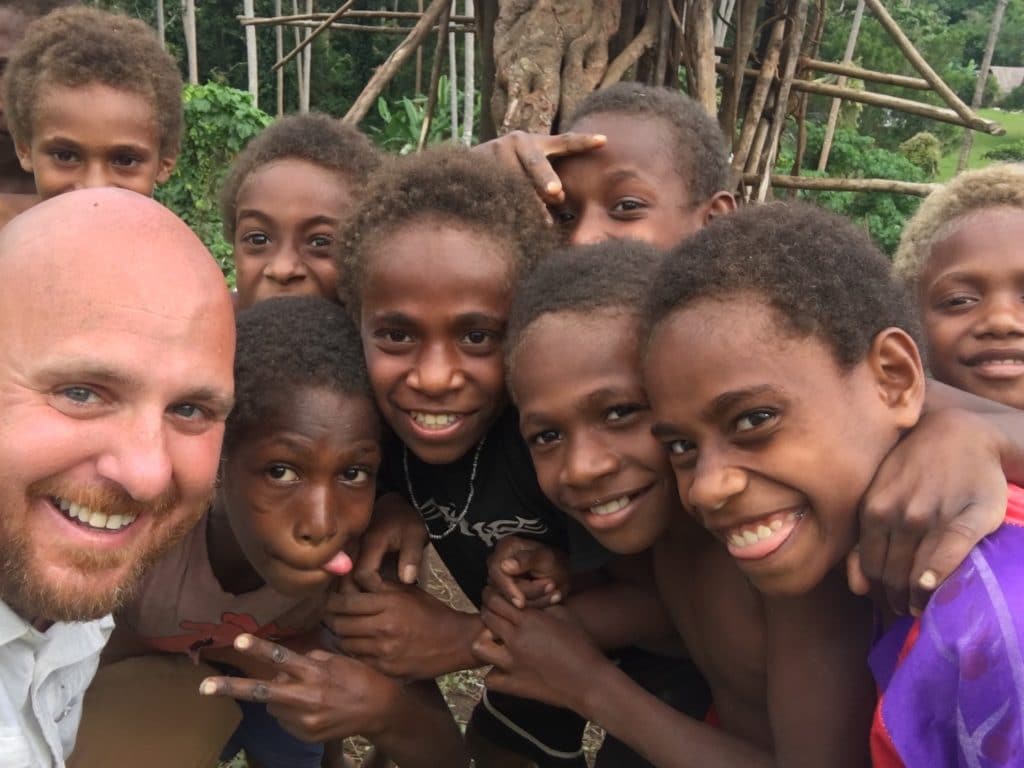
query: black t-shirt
[{"left": 380, "top": 406, "right": 609, "bottom": 607}]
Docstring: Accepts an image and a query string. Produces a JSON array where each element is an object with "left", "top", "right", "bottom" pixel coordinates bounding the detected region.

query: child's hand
[
  {"left": 853, "top": 407, "right": 1006, "bottom": 616},
  {"left": 472, "top": 131, "right": 606, "bottom": 205},
  {"left": 486, "top": 536, "right": 570, "bottom": 609},
  {"left": 352, "top": 493, "right": 427, "bottom": 591},
  {"left": 472, "top": 589, "right": 607, "bottom": 714},
  {"left": 199, "top": 634, "right": 401, "bottom": 743},
  {"left": 323, "top": 578, "right": 480, "bottom": 680}
]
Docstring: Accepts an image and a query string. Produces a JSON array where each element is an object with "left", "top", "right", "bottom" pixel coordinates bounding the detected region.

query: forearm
[
  {"left": 410, "top": 610, "right": 485, "bottom": 678},
  {"left": 565, "top": 580, "right": 675, "bottom": 650},
  {"left": 925, "top": 379, "right": 1024, "bottom": 481},
  {"left": 583, "top": 662, "right": 773, "bottom": 768},
  {"left": 370, "top": 679, "right": 470, "bottom": 767}
]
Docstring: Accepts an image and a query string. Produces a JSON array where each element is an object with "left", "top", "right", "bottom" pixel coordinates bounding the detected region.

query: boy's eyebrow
[
  {"left": 369, "top": 310, "right": 416, "bottom": 327},
  {"left": 454, "top": 312, "right": 506, "bottom": 328}
]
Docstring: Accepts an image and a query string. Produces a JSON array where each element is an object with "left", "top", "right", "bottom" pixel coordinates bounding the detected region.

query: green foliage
[
  {"left": 899, "top": 132, "right": 942, "bottom": 176},
  {"left": 1001, "top": 82, "right": 1024, "bottom": 110},
  {"left": 983, "top": 136, "right": 1024, "bottom": 160},
  {"left": 155, "top": 83, "right": 271, "bottom": 281},
  {"left": 366, "top": 75, "right": 480, "bottom": 154},
  {"left": 797, "top": 124, "right": 924, "bottom": 254}
]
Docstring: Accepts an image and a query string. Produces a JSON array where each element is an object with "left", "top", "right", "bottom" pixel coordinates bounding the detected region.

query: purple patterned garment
[{"left": 869, "top": 486, "right": 1024, "bottom": 768}]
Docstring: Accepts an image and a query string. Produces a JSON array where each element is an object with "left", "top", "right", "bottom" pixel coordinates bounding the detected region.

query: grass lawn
[{"left": 938, "top": 107, "right": 1024, "bottom": 180}]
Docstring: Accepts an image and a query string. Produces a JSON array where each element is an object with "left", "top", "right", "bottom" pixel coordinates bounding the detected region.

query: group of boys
[{"left": 2, "top": 2, "right": 1024, "bottom": 768}]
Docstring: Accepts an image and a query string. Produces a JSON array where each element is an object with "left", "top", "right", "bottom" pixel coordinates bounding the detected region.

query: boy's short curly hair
[
  {"left": 226, "top": 296, "right": 376, "bottom": 451},
  {"left": 568, "top": 82, "right": 730, "bottom": 204},
  {"left": 336, "top": 144, "right": 555, "bottom": 315},
  {"left": 893, "top": 163, "right": 1024, "bottom": 286},
  {"left": 643, "top": 202, "right": 919, "bottom": 368},
  {"left": 5, "top": 6, "right": 183, "bottom": 158},
  {"left": 219, "top": 113, "right": 382, "bottom": 241},
  {"left": 507, "top": 239, "right": 663, "bottom": 375}
]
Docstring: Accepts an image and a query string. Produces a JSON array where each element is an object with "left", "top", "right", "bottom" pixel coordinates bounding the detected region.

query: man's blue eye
[{"left": 62, "top": 387, "right": 96, "bottom": 403}]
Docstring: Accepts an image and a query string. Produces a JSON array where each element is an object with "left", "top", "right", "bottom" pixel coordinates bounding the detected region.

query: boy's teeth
[
  {"left": 410, "top": 411, "right": 459, "bottom": 429},
  {"left": 52, "top": 496, "right": 137, "bottom": 531},
  {"left": 590, "top": 496, "right": 630, "bottom": 516},
  {"left": 727, "top": 511, "right": 799, "bottom": 549}
]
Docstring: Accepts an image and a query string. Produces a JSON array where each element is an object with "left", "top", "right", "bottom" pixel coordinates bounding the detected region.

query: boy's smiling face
[
  {"left": 919, "top": 206, "right": 1024, "bottom": 409},
  {"left": 645, "top": 295, "right": 922, "bottom": 595},
  {"left": 551, "top": 112, "right": 731, "bottom": 250},
  {"left": 233, "top": 159, "right": 351, "bottom": 310},
  {"left": 360, "top": 221, "right": 511, "bottom": 464},
  {"left": 220, "top": 386, "right": 380, "bottom": 597},
  {"left": 17, "top": 82, "right": 174, "bottom": 200},
  {"left": 511, "top": 310, "right": 673, "bottom": 553}
]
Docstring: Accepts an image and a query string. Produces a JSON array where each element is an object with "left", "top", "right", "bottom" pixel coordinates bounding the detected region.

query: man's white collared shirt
[{"left": 0, "top": 601, "right": 112, "bottom": 767}]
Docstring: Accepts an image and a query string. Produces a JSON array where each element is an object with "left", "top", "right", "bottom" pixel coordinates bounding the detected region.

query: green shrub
[
  {"left": 155, "top": 83, "right": 272, "bottom": 282},
  {"left": 898, "top": 132, "right": 941, "bottom": 178},
  {"left": 984, "top": 138, "right": 1024, "bottom": 162},
  {"left": 1000, "top": 82, "right": 1024, "bottom": 111}
]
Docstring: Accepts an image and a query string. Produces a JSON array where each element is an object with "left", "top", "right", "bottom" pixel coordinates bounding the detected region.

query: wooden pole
[
  {"left": 718, "top": 63, "right": 1006, "bottom": 134},
  {"left": 301, "top": 0, "right": 313, "bottom": 113},
  {"left": 344, "top": 0, "right": 451, "bottom": 127},
  {"left": 758, "top": 0, "right": 809, "bottom": 202},
  {"left": 155, "top": 0, "right": 165, "bottom": 49},
  {"left": 273, "top": 0, "right": 357, "bottom": 73},
  {"left": 182, "top": 0, "right": 198, "bottom": 84},
  {"left": 418, "top": 0, "right": 451, "bottom": 149},
  {"left": 602, "top": 0, "right": 661, "bottom": 87},
  {"left": 687, "top": 0, "right": 717, "bottom": 114},
  {"left": 244, "top": 0, "right": 259, "bottom": 108},
  {"left": 718, "top": 46, "right": 933, "bottom": 89},
  {"left": 448, "top": 0, "right": 458, "bottom": 140},
  {"left": 720, "top": 0, "right": 758, "bottom": 141},
  {"left": 957, "top": 0, "right": 1008, "bottom": 172},
  {"left": 462, "top": 0, "right": 474, "bottom": 145},
  {"left": 863, "top": 0, "right": 982, "bottom": 127},
  {"left": 730, "top": 15, "right": 786, "bottom": 176},
  {"left": 415, "top": 0, "right": 424, "bottom": 94},
  {"left": 818, "top": 0, "right": 863, "bottom": 171},
  {"left": 240, "top": 10, "right": 477, "bottom": 24},
  {"left": 293, "top": 0, "right": 305, "bottom": 110},
  {"left": 742, "top": 173, "right": 937, "bottom": 196},
  {"left": 275, "top": 0, "right": 284, "bottom": 116}
]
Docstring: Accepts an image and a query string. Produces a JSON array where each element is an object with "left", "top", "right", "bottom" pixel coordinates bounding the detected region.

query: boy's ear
[
  {"left": 15, "top": 141, "right": 33, "bottom": 173},
  {"left": 155, "top": 155, "right": 177, "bottom": 185},
  {"left": 866, "top": 327, "right": 925, "bottom": 428},
  {"left": 702, "top": 191, "right": 737, "bottom": 225}
]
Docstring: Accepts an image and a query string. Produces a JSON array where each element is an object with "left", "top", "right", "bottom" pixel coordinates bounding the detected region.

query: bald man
[{"left": 0, "top": 187, "right": 234, "bottom": 766}]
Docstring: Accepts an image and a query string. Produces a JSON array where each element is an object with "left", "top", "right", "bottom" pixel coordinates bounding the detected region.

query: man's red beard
[{"left": 0, "top": 477, "right": 210, "bottom": 622}]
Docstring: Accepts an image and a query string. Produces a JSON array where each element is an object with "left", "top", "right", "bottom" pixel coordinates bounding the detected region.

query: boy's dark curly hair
[
  {"left": 220, "top": 113, "right": 382, "bottom": 241},
  {"left": 5, "top": 6, "right": 183, "bottom": 158},
  {"left": 568, "top": 82, "right": 730, "bottom": 205},
  {"left": 226, "top": 296, "right": 376, "bottom": 451},
  {"left": 506, "top": 239, "right": 663, "bottom": 376},
  {"left": 336, "top": 144, "right": 555, "bottom": 316},
  {"left": 643, "top": 202, "right": 920, "bottom": 368}
]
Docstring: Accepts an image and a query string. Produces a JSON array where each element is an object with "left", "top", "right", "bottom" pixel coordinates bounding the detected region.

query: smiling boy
[
  {"left": 643, "top": 201, "right": 1024, "bottom": 765},
  {"left": 3, "top": 5, "right": 182, "bottom": 207}
]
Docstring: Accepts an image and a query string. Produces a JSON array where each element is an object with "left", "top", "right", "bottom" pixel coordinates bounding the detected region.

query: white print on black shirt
[{"left": 418, "top": 498, "right": 548, "bottom": 547}]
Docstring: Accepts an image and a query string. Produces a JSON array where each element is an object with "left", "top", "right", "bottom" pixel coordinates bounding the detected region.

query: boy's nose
[
  {"left": 569, "top": 209, "right": 609, "bottom": 247},
  {"left": 264, "top": 247, "right": 305, "bottom": 284},
  {"left": 560, "top": 434, "right": 619, "bottom": 490},
  {"left": 974, "top": 296, "right": 1024, "bottom": 338},
  {"left": 294, "top": 489, "right": 338, "bottom": 547},
  {"left": 407, "top": 344, "right": 464, "bottom": 395},
  {"left": 686, "top": 457, "right": 748, "bottom": 518},
  {"left": 78, "top": 163, "right": 114, "bottom": 191}
]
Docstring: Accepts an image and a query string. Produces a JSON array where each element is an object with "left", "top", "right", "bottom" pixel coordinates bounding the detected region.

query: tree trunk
[
  {"left": 449, "top": 0, "right": 459, "bottom": 139},
  {"left": 155, "top": 0, "right": 165, "bottom": 49},
  {"left": 301, "top": 0, "right": 313, "bottom": 113},
  {"left": 957, "top": 0, "right": 1009, "bottom": 172},
  {"left": 182, "top": 0, "right": 198, "bottom": 84},
  {"left": 244, "top": 0, "right": 259, "bottom": 108},
  {"left": 463, "top": 0, "right": 476, "bottom": 144},
  {"left": 491, "top": 0, "right": 620, "bottom": 134},
  {"left": 275, "top": 0, "right": 284, "bottom": 115}
]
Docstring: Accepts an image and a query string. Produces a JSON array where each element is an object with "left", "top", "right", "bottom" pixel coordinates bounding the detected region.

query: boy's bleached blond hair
[{"left": 893, "top": 163, "right": 1024, "bottom": 284}]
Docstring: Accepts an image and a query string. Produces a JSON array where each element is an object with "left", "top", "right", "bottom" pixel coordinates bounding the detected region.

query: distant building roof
[{"left": 990, "top": 66, "right": 1024, "bottom": 95}]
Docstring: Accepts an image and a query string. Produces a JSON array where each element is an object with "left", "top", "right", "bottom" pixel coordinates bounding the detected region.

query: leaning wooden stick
[{"left": 272, "top": 0, "right": 357, "bottom": 73}]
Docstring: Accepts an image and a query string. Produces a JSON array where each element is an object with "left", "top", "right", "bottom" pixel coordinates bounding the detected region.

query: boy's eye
[
  {"left": 530, "top": 429, "right": 561, "bottom": 447},
  {"left": 340, "top": 467, "right": 371, "bottom": 485},
  {"left": 550, "top": 208, "right": 576, "bottom": 226},
  {"left": 308, "top": 234, "right": 333, "bottom": 249},
  {"left": 241, "top": 232, "right": 270, "bottom": 247},
  {"left": 938, "top": 294, "right": 978, "bottom": 310},
  {"left": 735, "top": 409, "right": 776, "bottom": 432},
  {"left": 610, "top": 198, "right": 646, "bottom": 216},
  {"left": 463, "top": 330, "right": 491, "bottom": 345},
  {"left": 112, "top": 154, "right": 141, "bottom": 168},
  {"left": 667, "top": 438, "right": 696, "bottom": 457},
  {"left": 379, "top": 329, "right": 413, "bottom": 344},
  {"left": 51, "top": 149, "right": 78, "bottom": 164},
  {"left": 606, "top": 403, "right": 644, "bottom": 423},
  {"left": 267, "top": 465, "right": 299, "bottom": 483}
]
